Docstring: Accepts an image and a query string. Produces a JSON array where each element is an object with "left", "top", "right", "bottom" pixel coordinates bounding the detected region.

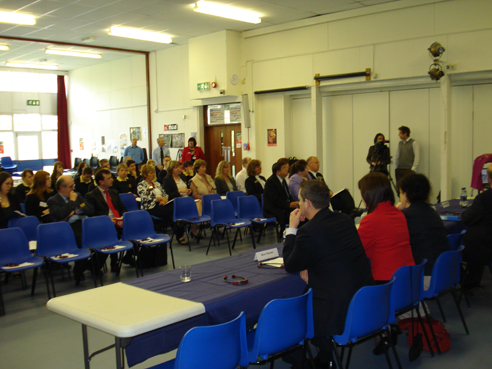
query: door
[{"left": 204, "top": 124, "right": 242, "bottom": 179}]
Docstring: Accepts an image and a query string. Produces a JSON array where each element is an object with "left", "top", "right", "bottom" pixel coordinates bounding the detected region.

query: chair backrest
[
  {"left": 109, "top": 156, "right": 118, "bottom": 170},
  {"left": 426, "top": 246, "right": 464, "bottom": 297},
  {"left": 37, "top": 222, "right": 79, "bottom": 256},
  {"left": 249, "top": 289, "right": 313, "bottom": 362},
  {"left": 0, "top": 228, "right": 30, "bottom": 264},
  {"left": 119, "top": 193, "right": 140, "bottom": 211},
  {"left": 211, "top": 199, "right": 237, "bottom": 226},
  {"left": 174, "top": 196, "right": 200, "bottom": 222},
  {"left": 390, "top": 260, "right": 426, "bottom": 321},
  {"left": 174, "top": 311, "right": 248, "bottom": 369},
  {"left": 334, "top": 279, "right": 395, "bottom": 345},
  {"left": 1, "top": 156, "right": 14, "bottom": 166},
  {"left": 83, "top": 158, "right": 91, "bottom": 167},
  {"left": 73, "top": 157, "right": 82, "bottom": 170},
  {"left": 20, "top": 202, "right": 26, "bottom": 213},
  {"left": 202, "top": 194, "right": 221, "bottom": 217},
  {"left": 82, "top": 216, "right": 119, "bottom": 249},
  {"left": 330, "top": 188, "right": 356, "bottom": 215},
  {"left": 237, "top": 196, "right": 263, "bottom": 220},
  {"left": 447, "top": 233, "right": 464, "bottom": 251},
  {"left": 8, "top": 216, "right": 40, "bottom": 242},
  {"left": 122, "top": 210, "right": 156, "bottom": 240},
  {"left": 226, "top": 191, "right": 246, "bottom": 213},
  {"left": 90, "top": 157, "right": 99, "bottom": 169}
]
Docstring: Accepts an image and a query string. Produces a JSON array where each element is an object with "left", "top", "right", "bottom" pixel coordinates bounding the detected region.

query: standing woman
[
  {"left": 366, "top": 133, "right": 391, "bottom": 175},
  {"left": 0, "top": 172, "right": 21, "bottom": 228},
  {"left": 190, "top": 159, "right": 216, "bottom": 200},
  {"left": 214, "top": 160, "right": 237, "bottom": 196},
  {"left": 181, "top": 137, "right": 205, "bottom": 164},
  {"left": 25, "top": 171, "right": 54, "bottom": 223},
  {"left": 15, "top": 169, "right": 34, "bottom": 203},
  {"left": 245, "top": 159, "right": 266, "bottom": 203},
  {"left": 51, "top": 161, "right": 64, "bottom": 192},
  {"left": 288, "top": 160, "right": 311, "bottom": 201}
]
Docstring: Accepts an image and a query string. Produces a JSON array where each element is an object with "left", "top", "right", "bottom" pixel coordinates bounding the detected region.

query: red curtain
[{"left": 57, "top": 75, "right": 71, "bottom": 168}]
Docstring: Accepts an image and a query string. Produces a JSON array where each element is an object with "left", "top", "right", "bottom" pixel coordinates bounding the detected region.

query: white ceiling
[{"left": 0, "top": 0, "right": 402, "bottom": 71}]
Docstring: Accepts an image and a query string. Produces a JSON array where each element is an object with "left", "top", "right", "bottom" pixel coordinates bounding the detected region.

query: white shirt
[{"left": 235, "top": 167, "right": 248, "bottom": 193}]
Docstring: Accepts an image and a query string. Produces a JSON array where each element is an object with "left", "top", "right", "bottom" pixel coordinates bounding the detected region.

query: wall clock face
[{"left": 230, "top": 74, "right": 239, "bottom": 85}]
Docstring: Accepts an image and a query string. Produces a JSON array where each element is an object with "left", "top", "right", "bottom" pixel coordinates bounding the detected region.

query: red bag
[{"left": 398, "top": 318, "right": 451, "bottom": 353}]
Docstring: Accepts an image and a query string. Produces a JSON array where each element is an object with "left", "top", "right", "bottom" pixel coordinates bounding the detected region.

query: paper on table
[
  {"left": 261, "top": 257, "right": 284, "bottom": 267},
  {"left": 3, "top": 262, "right": 35, "bottom": 270},
  {"left": 51, "top": 253, "right": 78, "bottom": 260}
]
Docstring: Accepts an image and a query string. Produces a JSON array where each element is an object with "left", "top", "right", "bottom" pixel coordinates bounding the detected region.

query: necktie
[
  {"left": 282, "top": 179, "right": 290, "bottom": 198},
  {"left": 160, "top": 147, "right": 164, "bottom": 165},
  {"left": 104, "top": 190, "right": 120, "bottom": 218}
]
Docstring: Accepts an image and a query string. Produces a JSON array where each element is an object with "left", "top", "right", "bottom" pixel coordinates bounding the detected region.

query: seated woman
[
  {"left": 245, "top": 159, "right": 266, "bottom": 203},
  {"left": 162, "top": 161, "right": 192, "bottom": 200},
  {"left": 73, "top": 161, "right": 87, "bottom": 183},
  {"left": 288, "top": 160, "right": 311, "bottom": 201},
  {"left": 113, "top": 163, "right": 137, "bottom": 195},
  {"left": 25, "top": 171, "right": 55, "bottom": 223},
  {"left": 137, "top": 164, "right": 187, "bottom": 245},
  {"left": 15, "top": 168, "right": 34, "bottom": 203},
  {"left": 50, "top": 161, "right": 64, "bottom": 192},
  {"left": 181, "top": 160, "right": 194, "bottom": 185},
  {"left": 190, "top": 159, "right": 216, "bottom": 200},
  {"left": 358, "top": 172, "right": 415, "bottom": 283},
  {"left": 214, "top": 160, "right": 237, "bottom": 196},
  {"left": 0, "top": 172, "right": 22, "bottom": 228},
  {"left": 396, "top": 173, "right": 450, "bottom": 282}
]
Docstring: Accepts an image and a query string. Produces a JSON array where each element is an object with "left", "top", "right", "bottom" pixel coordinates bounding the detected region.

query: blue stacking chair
[
  {"left": 20, "top": 202, "right": 26, "bottom": 213},
  {"left": 173, "top": 196, "right": 211, "bottom": 250},
  {"left": 36, "top": 222, "right": 93, "bottom": 299},
  {"left": 119, "top": 193, "right": 140, "bottom": 211},
  {"left": 0, "top": 228, "right": 45, "bottom": 314},
  {"left": 89, "top": 156, "right": 99, "bottom": 169},
  {"left": 9, "top": 216, "right": 40, "bottom": 251},
  {"left": 122, "top": 210, "right": 174, "bottom": 273},
  {"left": 147, "top": 312, "right": 249, "bottom": 369},
  {"left": 225, "top": 190, "right": 246, "bottom": 215},
  {"left": 201, "top": 193, "right": 221, "bottom": 217},
  {"left": 422, "top": 246, "right": 469, "bottom": 354},
  {"left": 1, "top": 156, "right": 17, "bottom": 173},
  {"left": 237, "top": 196, "right": 276, "bottom": 244},
  {"left": 447, "top": 232, "right": 464, "bottom": 251},
  {"left": 206, "top": 199, "right": 256, "bottom": 256},
  {"left": 247, "top": 289, "right": 315, "bottom": 368},
  {"left": 330, "top": 279, "right": 400, "bottom": 369},
  {"left": 82, "top": 216, "right": 135, "bottom": 283}
]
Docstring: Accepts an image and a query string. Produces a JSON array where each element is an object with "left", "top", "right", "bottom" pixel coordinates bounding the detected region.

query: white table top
[{"left": 46, "top": 283, "right": 205, "bottom": 337}]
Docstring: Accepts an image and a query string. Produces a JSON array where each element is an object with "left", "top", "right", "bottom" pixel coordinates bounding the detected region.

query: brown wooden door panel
[{"left": 204, "top": 124, "right": 242, "bottom": 179}]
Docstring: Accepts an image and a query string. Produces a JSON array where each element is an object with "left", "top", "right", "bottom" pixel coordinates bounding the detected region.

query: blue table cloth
[
  {"left": 124, "top": 244, "right": 305, "bottom": 367},
  {"left": 434, "top": 198, "right": 471, "bottom": 234}
]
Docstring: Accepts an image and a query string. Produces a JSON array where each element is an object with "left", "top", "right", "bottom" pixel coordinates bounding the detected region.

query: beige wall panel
[
  {"left": 91, "top": 63, "right": 111, "bottom": 94},
  {"left": 111, "top": 88, "right": 132, "bottom": 110},
  {"left": 291, "top": 96, "right": 313, "bottom": 160},
  {"left": 252, "top": 60, "right": 283, "bottom": 92},
  {"left": 94, "top": 91, "right": 111, "bottom": 111},
  {"left": 281, "top": 55, "right": 313, "bottom": 87},
  {"left": 132, "top": 86, "right": 147, "bottom": 107},
  {"left": 39, "top": 93, "right": 57, "bottom": 115},
  {"left": 435, "top": 0, "right": 492, "bottom": 35},
  {"left": 313, "top": 47, "right": 372, "bottom": 78},
  {"left": 156, "top": 46, "right": 190, "bottom": 111},
  {"left": 131, "top": 55, "right": 146, "bottom": 88},
  {"left": 111, "top": 58, "right": 133, "bottom": 91},
  {"left": 447, "top": 30, "right": 492, "bottom": 73},
  {"left": 473, "top": 84, "right": 492, "bottom": 163}
]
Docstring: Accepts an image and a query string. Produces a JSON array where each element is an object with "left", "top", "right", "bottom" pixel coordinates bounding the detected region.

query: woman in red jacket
[{"left": 180, "top": 137, "right": 205, "bottom": 164}]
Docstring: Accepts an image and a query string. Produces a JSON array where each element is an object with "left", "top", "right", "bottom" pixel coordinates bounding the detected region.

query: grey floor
[{"left": 1, "top": 225, "right": 491, "bottom": 369}]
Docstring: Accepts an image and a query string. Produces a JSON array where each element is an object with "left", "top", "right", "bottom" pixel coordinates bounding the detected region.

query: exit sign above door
[
  {"left": 197, "top": 82, "right": 210, "bottom": 91},
  {"left": 27, "top": 100, "right": 40, "bottom": 106}
]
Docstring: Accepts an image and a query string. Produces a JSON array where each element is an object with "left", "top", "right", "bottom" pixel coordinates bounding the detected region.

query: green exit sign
[
  {"left": 27, "top": 100, "right": 40, "bottom": 106},
  {"left": 197, "top": 82, "right": 210, "bottom": 91}
]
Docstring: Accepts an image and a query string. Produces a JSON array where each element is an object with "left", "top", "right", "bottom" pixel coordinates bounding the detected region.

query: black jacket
[{"left": 245, "top": 175, "right": 266, "bottom": 203}]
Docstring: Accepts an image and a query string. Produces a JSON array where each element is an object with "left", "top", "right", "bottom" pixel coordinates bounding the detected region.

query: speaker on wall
[{"left": 242, "top": 94, "right": 251, "bottom": 128}]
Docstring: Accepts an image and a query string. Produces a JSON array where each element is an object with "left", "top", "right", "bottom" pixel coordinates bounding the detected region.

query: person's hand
[
  {"left": 289, "top": 208, "right": 302, "bottom": 229},
  {"left": 158, "top": 197, "right": 168, "bottom": 206},
  {"left": 111, "top": 217, "right": 118, "bottom": 225},
  {"left": 300, "top": 270, "right": 309, "bottom": 284},
  {"left": 372, "top": 162, "right": 376, "bottom": 166},
  {"left": 395, "top": 201, "right": 405, "bottom": 211},
  {"left": 69, "top": 191, "right": 78, "bottom": 202},
  {"left": 42, "top": 209, "right": 50, "bottom": 215},
  {"left": 156, "top": 165, "right": 164, "bottom": 171}
]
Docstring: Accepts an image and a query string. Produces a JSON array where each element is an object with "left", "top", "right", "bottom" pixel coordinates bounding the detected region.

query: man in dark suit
[
  {"left": 307, "top": 156, "right": 326, "bottom": 182},
  {"left": 283, "top": 180, "right": 373, "bottom": 368},
  {"left": 48, "top": 175, "right": 95, "bottom": 284},
  {"left": 462, "top": 165, "right": 492, "bottom": 289},
  {"left": 263, "top": 158, "right": 299, "bottom": 237},
  {"left": 85, "top": 168, "right": 128, "bottom": 272}
]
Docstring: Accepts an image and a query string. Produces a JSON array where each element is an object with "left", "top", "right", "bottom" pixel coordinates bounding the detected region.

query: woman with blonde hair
[
  {"left": 190, "top": 159, "right": 216, "bottom": 200},
  {"left": 25, "top": 171, "right": 54, "bottom": 223},
  {"left": 214, "top": 160, "right": 237, "bottom": 196}
]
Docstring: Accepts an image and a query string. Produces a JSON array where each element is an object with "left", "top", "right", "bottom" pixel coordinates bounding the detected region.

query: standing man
[
  {"left": 307, "top": 156, "right": 325, "bottom": 182},
  {"left": 394, "top": 126, "right": 420, "bottom": 185},
  {"left": 123, "top": 136, "right": 144, "bottom": 166},
  {"left": 263, "top": 158, "right": 299, "bottom": 238},
  {"left": 152, "top": 137, "right": 171, "bottom": 173},
  {"left": 236, "top": 157, "right": 251, "bottom": 193},
  {"left": 283, "top": 180, "right": 373, "bottom": 368}
]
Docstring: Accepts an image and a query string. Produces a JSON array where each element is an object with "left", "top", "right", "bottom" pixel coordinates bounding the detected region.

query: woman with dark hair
[
  {"left": 162, "top": 161, "right": 192, "bottom": 200},
  {"left": 245, "top": 159, "right": 266, "bottom": 203},
  {"left": 288, "top": 159, "right": 311, "bottom": 201},
  {"left": 15, "top": 168, "right": 34, "bottom": 203},
  {"left": 25, "top": 170, "right": 55, "bottom": 223},
  {"left": 51, "top": 161, "right": 64, "bottom": 192},
  {"left": 180, "top": 137, "right": 205, "bottom": 164},
  {"left": 358, "top": 172, "right": 414, "bottom": 283},
  {"left": 396, "top": 173, "right": 450, "bottom": 279},
  {"left": 0, "top": 172, "right": 21, "bottom": 228},
  {"left": 366, "top": 133, "right": 391, "bottom": 175},
  {"left": 181, "top": 160, "right": 194, "bottom": 185},
  {"left": 73, "top": 161, "right": 88, "bottom": 183},
  {"left": 214, "top": 160, "right": 237, "bottom": 195}
]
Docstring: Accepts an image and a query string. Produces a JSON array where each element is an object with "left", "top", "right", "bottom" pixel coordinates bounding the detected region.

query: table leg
[
  {"left": 82, "top": 324, "right": 90, "bottom": 369},
  {"left": 116, "top": 337, "right": 122, "bottom": 369}
]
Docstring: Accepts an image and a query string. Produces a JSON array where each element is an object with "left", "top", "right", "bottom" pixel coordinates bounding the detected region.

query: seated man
[
  {"left": 283, "top": 180, "right": 373, "bottom": 368},
  {"left": 307, "top": 156, "right": 325, "bottom": 182},
  {"left": 48, "top": 175, "right": 95, "bottom": 284},
  {"left": 263, "top": 158, "right": 299, "bottom": 236},
  {"left": 85, "top": 168, "right": 129, "bottom": 272},
  {"left": 74, "top": 166, "right": 93, "bottom": 198}
]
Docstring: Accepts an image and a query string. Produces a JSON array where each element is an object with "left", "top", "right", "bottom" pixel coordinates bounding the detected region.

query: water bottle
[{"left": 459, "top": 187, "right": 467, "bottom": 207}]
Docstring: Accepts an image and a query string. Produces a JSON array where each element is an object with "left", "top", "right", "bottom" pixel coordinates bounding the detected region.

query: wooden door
[{"left": 204, "top": 124, "right": 242, "bottom": 178}]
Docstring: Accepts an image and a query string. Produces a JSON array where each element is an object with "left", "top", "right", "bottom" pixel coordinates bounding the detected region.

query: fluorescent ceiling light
[
  {"left": 0, "top": 45, "right": 9, "bottom": 51},
  {"left": 193, "top": 1, "right": 261, "bottom": 24},
  {"left": 0, "top": 11, "right": 36, "bottom": 25},
  {"left": 108, "top": 26, "right": 172, "bottom": 44},
  {"left": 45, "top": 49, "right": 101, "bottom": 59},
  {"left": 6, "top": 62, "right": 58, "bottom": 70}
]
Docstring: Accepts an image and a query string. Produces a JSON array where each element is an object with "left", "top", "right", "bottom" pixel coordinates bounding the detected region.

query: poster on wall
[
  {"left": 119, "top": 133, "right": 128, "bottom": 156},
  {"left": 230, "top": 106, "right": 242, "bottom": 122},
  {"left": 236, "top": 132, "right": 242, "bottom": 149},
  {"left": 172, "top": 133, "right": 185, "bottom": 148},
  {"left": 79, "top": 138, "right": 84, "bottom": 151},
  {"left": 159, "top": 134, "right": 172, "bottom": 149},
  {"left": 209, "top": 108, "right": 224, "bottom": 124},
  {"left": 267, "top": 129, "right": 277, "bottom": 147},
  {"left": 130, "top": 127, "right": 141, "bottom": 140},
  {"left": 106, "top": 140, "right": 118, "bottom": 155}
]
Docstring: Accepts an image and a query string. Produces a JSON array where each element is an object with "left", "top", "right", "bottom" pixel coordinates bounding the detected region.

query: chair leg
[
  {"left": 435, "top": 297, "right": 446, "bottom": 322},
  {"left": 49, "top": 262, "right": 56, "bottom": 298},
  {"left": 31, "top": 267, "right": 38, "bottom": 296},
  {"left": 416, "top": 306, "right": 434, "bottom": 357},
  {"left": 206, "top": 228, "right": 218, "bottom": 255},
  {"left": 386, "top": 328, "right": 402, "bottom": 369},
  {"left": 168, "top": 242, "right": 175, "bottom": 269},
  {"left": 225, "top": 227, "right": 232, "bottom": 256},
  {"left": 382, "top": 338, "right": 394, "bottom": 369},
  {"left": 451, "top": 289, "right": 470, "bottom": 335},
  {"left": 20, "top": 270, "right": 27, "bottom": 290},
  {"left": 330, "top": 338, "right": 344, "bottom": 369},
  {"left": 231, "top": 228, "right": 240, "bottom": 250},
  {"left": 43, "top": 261, "right": 52, "bottom": 300},
  {"left": 345, "top": 346, "right": 354, "bottom": 369},
  {"left": 305, "top": 340, "right": 316, "bottom": 369},
  {"left": 421, "top": 301, "right": 442, "bottom": 354},
  {"left": 90, "top": 254, "right": 99, "bottom": 288},
  {"left": 249, "top": 225, "right": 256, "bottom": 250}
]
